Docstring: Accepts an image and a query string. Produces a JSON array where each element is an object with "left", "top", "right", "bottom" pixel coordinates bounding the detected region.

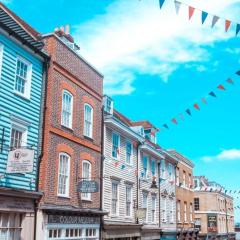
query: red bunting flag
[
  {"left": 202, "top": 98, "right": 207, "bottom": 104},
  {"left": 225, "top": 20, "right": 231, "bottom": 32},
  {"left": 172, "top": 118, "right": 178, "bottom": 124},
  {"left": 226, "top": 78, "right": 234, "bottom": 84},
  {"left": 217, "top": 84, "right": 225, "bottom": 90},
  {"left": 115, "top": 162, "right": 119, "bottom": 167},
  {"left": 189, "top": 6, "right": 195, "bottom": 20},
  {"left": 194, "top": 103, "right": 200, "bottom": 110}
]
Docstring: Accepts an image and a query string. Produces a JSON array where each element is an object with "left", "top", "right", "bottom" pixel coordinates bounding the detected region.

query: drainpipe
[
  {"left": 34, "top": 58, "right": 50, "bottom": 240},
  {"left": 100, "top": 105, "right": 105, "bottom": 240},
  {"left": 136, "top": 142, "right": 141, "bottom": 224}
]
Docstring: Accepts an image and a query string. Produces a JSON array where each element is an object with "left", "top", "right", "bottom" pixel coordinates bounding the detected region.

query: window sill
[
  {"left": 111, "top": 157, "right": 120, "bottom": 161},
  {"left": 81, "top": 198, "right": 92, "bottom": 202},
  {"left": 83, "top": 135, "right": 94, "bottom": 142},
  {"left": 125, "top": 163, "right": 133, "bottom": 167},
  {"left": 61, "top": 125, "right": 73, "bottom": 132},
  {"left": 13, "top": 91, "right": 30, "bottom": 101},
  {"left": 57, "top": 195, "right": 71, "bottom": 199}
]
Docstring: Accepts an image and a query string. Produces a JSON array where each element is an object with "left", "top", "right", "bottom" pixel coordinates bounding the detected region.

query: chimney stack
[{"left": 65, "top": 24, "right": 70, "bottom": 35}]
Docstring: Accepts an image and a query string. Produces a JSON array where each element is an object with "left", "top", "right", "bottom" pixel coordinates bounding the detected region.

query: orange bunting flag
[
  {"left": 194, "top": 103, "right": 200, "bottom": 110},
  {"left": 225, "top": 20, "right": 231, "bottom": 32},
  {"left": 217, "top": 84, "right": 225, "bottom": 90},
  {"left": 189, "top": 6, "right": 195, "bottom": 20},
  {"left": 172, "top": 118, "right": 178, "bottom": 124}
]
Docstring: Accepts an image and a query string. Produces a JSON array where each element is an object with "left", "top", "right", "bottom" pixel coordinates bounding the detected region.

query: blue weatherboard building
[{"left": 0, "top": 3, "right": 48, "bottom": 239}]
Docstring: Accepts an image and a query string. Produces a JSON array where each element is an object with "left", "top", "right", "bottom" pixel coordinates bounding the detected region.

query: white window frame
[
  {"left": 112, "top": 132, "right": 120, "bottom": 159},
  {"left": 61, "top": 90, "right": 73, "bottom": 128},
  {"left": 151, "top": 195, "right": 156, "bottom": 223},
  {"left": 81, "top": 160, "right": 92, "bottom": 201},
  {"left": 184, "top": 202, "right": 187, "bottom": 222},
  {"left": 111, "top": 181, "right": 119, "bottom": 216},
  {"left": 190, "top": 203, "right": 193, "bottom": 222},
  {"left": 57, "top": 153, "right": 70, "bottom": 197},
  {"left": 176, "top": 167, "right": 179, "bottom": 186},
  {"left": 142, "top": 192, "right": 148, "bottom": 222},
  {"left": 83, "top": 104, "right": 93, "bottom": 138},
  {"left": 177, "top": 200, "right": 181, "bottom": 222},
  {"left": 125, "top": 185, "right": 132, "bottom": 217},
  {"left": 143, "top": 155, "right": 149, "bottom": 179},
  {"left": 14, "top": 56, "right": 32, "bottom": 99},
  {"left": 10, "top": 118, "right": 28, "bottom": 149},
  {"left": 125, "top": 140, "right": 132, "bottom": 165}
]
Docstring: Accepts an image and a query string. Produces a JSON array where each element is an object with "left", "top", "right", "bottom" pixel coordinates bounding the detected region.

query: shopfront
[{"left": 0, "top": 192, "right": 40, "bottom": 240}]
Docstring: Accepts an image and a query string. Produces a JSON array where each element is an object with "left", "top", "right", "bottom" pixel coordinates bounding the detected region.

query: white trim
[
  {"left": 81, "top": 160, "right": 92, "bottom": 201},
  {"left": 0, "top": 43, "right": 3, "bottom": 83},
  {"left": 61, "top": 90, "right": 73, "bottom": 129},
  {"left": 195, "top": 210, "right": 234, "bottom": 216},
  {"left": 14, "top": 55, "right": 32, "bottom": 99},
  {"left": 111, "top": 131, "right": 120, "bottom": 160},
  {"left": 57, "top": 152, "right": 70, "bottom": 198},
  {"left": 83, "top": 103, "right": 93, "bottom": 138}
]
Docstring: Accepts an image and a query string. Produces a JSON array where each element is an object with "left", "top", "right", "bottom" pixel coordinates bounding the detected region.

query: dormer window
[{"left": 144, "top": 128, "right": 156, "bottom": 143}]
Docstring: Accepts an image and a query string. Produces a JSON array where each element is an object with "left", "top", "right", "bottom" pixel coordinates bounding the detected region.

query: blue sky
[{"left": 5, "top": 0, "right": 240, "bottom": 221}]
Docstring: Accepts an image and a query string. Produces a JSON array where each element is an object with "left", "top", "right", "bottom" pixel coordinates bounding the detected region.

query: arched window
[
  {"left": 58, "top": 153, "right": 70, "bottom": 197},
  {"left": 82, "top": 160, "right": 92, "bottom": 200},
  {"left": 83, "top": 104, "right": 93, "bottom": 138},
  {"left": 61, "top": 90, "right": 73, "bottom": 128}
]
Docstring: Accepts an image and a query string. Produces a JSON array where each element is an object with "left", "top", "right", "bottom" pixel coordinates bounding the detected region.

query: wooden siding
[{"left": 0, "top": 33, "right": 43, "bottom": 191}]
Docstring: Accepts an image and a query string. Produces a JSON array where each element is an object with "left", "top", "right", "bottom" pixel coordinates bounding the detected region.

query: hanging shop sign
[
  {"left": 207, "top": 214, "right": 217, "bottom": 232},
  {"left": 7, "top": 149, "right": 34, "bottom": 173},
  {"left": 78, "top": 180, "right": 99, "bottom": 193},
  {"left": 136, "top": 208, "right": 147, "bottom": 219}
]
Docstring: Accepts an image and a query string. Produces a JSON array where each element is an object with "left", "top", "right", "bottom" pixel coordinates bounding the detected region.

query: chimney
[
  {"left": 60, "top": 26, "right": 64, "bottom": 33},
  {"left": 65, "top": 24, "right": 70, "bottom": 35}
]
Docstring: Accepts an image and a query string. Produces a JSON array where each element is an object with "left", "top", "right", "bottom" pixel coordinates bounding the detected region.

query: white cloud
[
  {"left": 1, "top": 0, "right": 12, "bottom": 4},
  {"left": 202, "top": 149, "right": 240, "bottom": 162},
  {"left": 73, "top": 0, "right": 239, "bottom": 95}
]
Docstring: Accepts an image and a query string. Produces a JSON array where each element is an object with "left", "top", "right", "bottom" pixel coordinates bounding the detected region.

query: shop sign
[
  {"left": 48, "top": 215, "right": 100, "bottom": 224},
  {"left": 78, "top": 180, "right": 99, "bottom": 193},
  {"left": 136, "top": 208, "right": 146, "bottom": 219},
  {"left": 0, "top": 196, "right": 34, "bottom": 213},
  {"left": 7, "top": 149, "right": 34, "bottom": 173},
  {"left": 207, "top": 214, "right": 217, "bottom": 232}
]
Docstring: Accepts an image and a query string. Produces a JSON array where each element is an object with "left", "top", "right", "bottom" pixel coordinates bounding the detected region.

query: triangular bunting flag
[
  {"left": 186, "top": 109, "right": 191, "bottom": 116},
  {"left": 159, "top": 0, "right": 165, "bottom": 9},
  {"left": 163, "top": 124, "right": 169, "bottom": 129},
  {"left": 194, "top": 103, "right": 200, "bottom": 110},
  {"left": 202, "top": 11, "right": 208, "bottom": 24},
  {"left": 174, "top": 0, "right": 181, "bottom": 15},
  {"left": 217, "top": 84, "right": 225, "bottom": 90},
  {"left": 209, "top": 91, "right": 216, "bottom": 97},
  {"left": 212, "top": 16, "right": 220, "bottom": 28},
  {"left": 225, "top": 20, "right": 231, "bottom": 32},
  {"left": 189, "top": 6, "right": 195, "bottom": 20},
  {"left": 236, "top": 24, "right": 240, "bottom": 36},
  {"left": 236, "top": 70, "right": 240, "bottom": 76},
  {"left": 179, "top": 113, "right": 184, "bottom": 120},
  {"left": 226, "top": 78, "right": 234, "bottom": 84},
  {"left": 202, "top": 98, "right": 207, "bottom": 104},
  {"left": 172, "top": 118, "right": 178, "bottom": 124}
]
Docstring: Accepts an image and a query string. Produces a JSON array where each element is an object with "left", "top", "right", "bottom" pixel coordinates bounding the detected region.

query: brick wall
[{"left": 39, "top": 34, "right": 103, "bottom": 210}]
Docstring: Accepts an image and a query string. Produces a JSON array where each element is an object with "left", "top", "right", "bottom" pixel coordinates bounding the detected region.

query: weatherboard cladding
[{"left": 0, "top": 33, "right": 44, "bottom": 190}]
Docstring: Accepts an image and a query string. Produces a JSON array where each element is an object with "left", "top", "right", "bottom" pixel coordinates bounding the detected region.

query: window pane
[
  {"left": 62, "top": 91, "right": 72, "bottom": 128},
  {"left": 58, "top": 154, "right": 70, "bottom": 195},
  {"left": 84, "top": 105, "right": 93, "bottom": 137},
  {"left": 15, "top": 59, "right": 28, "bottom": 95}
]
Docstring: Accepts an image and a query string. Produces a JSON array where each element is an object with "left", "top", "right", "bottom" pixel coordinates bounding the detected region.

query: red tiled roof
[
  {"left": 131, "top": 120, "right": 158, "bottom": 131},
  {"left": 0, "top": 2, "right": 40, "bottom": 39},
  {"left": 113, "top": 109, "right": 132, "bottom": 126}
]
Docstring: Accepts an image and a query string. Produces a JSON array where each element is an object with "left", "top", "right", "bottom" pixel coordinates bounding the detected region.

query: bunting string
[
  {"left": 160, "top": 71, "right": 240, "bottom": 131},
  {"left": 158, "top": 0, "right": 240, "bottom": 36}
]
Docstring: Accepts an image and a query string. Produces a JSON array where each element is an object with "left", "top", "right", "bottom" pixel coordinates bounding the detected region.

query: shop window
[{"left": 0, "top": 213, "right": 22, "bottom": 239}]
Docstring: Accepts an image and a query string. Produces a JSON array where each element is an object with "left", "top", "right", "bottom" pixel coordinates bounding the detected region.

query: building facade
[
  {"left": 36, "top": 28, "right": 105, "bottom": 240},
  {"left": 168, "top": 150, "right": 197, "bottom": 240},
  {"left": 102, "top": 96, "right": 177, "bottom": 240},
  {"left": 0, "top": 3, "right": 48, "bottom": 239},
  {"left": 194, "top": 176, "right": 235, "bottom": 240}
]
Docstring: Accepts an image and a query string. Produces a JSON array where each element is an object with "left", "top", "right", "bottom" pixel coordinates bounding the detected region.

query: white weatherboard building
[{"left": 102, "top": 96, "right": 177, "bottom": 240}]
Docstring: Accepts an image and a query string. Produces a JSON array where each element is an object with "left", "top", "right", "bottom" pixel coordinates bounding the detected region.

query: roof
[
  {"left": 113, "top": 109, "right": 132, "bottom": 127},
  {"left": 168, "top": 149, "right": 194, "bottom": 168},
  {"left": 0, "top": 3, "right": 46, "bottom": 55},
  {"left": 131, "top": 120, "right": 159, "bottom": 131}
]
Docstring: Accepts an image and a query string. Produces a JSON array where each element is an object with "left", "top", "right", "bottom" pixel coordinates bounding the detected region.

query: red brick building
[{"left": 36, "top": 27, "right": 105, "bottom": 240}]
